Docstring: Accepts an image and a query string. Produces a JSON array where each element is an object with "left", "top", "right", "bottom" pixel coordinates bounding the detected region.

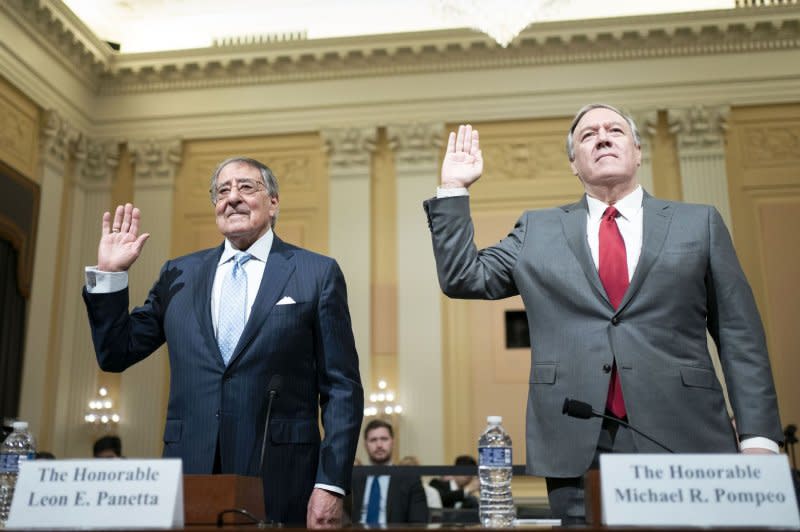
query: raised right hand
[
  {"left": 97, "top": 203, "right": 150, "bottom": 272},
  {"left": 440, "top": 124, "right": 483, "bottom": 189}
]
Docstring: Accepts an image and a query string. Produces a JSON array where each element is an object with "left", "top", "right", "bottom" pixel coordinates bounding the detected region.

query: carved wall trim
[
  {"left": 3, "top": 1, "right": 800, "bottom": 95},
  {"left": 40, "top": 110, "right": 80, "bottom": 174},
  {"left": 387, "top": 123, "right": 444, "bottom": 168},
  {"left": 668, "top": 105, "right": 730, "bottom": 154},
  {"left": 0, "top": 0, "right": 111, "bottom": 87},
  {"left": 322, "top": 128, "right": 377, "bottom": 172},
  {"left": 0, "top": 93, "right": 38, "bottom": 177},
  {"left": 741, "top": 124, "right": 800, "bottom": 165},
  {"left": 129, "top": 138, "right": 183, "bottom": 186},
  {"left": 73, "top": 136, "right": 119, "bottom": 188}
]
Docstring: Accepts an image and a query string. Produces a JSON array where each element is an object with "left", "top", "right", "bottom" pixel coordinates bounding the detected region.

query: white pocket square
[{"left": 276, "top": 296, "right": 296, "bottom": 305}]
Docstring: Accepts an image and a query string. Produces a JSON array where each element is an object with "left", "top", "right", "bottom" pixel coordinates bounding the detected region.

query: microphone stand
[
  {"left": 563, "top": 398, "right": 674, "bottom": 453},
  {"left": 259, "top": 388, "right": 278, "bottom": 473}
]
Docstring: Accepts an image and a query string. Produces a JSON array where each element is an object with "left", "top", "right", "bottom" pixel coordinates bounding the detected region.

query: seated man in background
[
  {"left": 350, "top": 419, "right": 428, "bottom": 525},
  {"left": 429, "top": 455, "right": 479, "bottom": 509},
  {"left": 399, "top": 455, "right": 443, "bottom": 512},
  {"left": 93, "top": 435, "right": 122, "bottom": 458}
]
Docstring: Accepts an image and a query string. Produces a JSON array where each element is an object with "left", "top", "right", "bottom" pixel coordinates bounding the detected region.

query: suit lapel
[
  {"left": 227, "top": 236, "right": 295, "bottom": 367},
  {"left": 194, "top": 244, "right": 225, "bottom": 368},
  {"left": 618, "top": 192, "right": 673, "bottom": 311},
  {"left": 561, "top": 197, "right": 609, "bottom": 305}
]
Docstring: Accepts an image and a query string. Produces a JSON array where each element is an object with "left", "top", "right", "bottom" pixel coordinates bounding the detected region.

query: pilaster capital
[
  {"left": 631, "top": 110, "right": 659, "bottom": 140},
  {"left": 40, "top": 109, "right": 79, "bottom": 174},
  {"left": 128, "top": 138, "right": 183, "bottom": 187},
  {"left": 387, "top": 123, "right": 444, "bottom": 168},
  {"left": 321, "top": 127, "right": 377, "bottom": 173},
  {"left": 668, "top": 105, "right": 730, "bottom": 152},
  {"left": 73, "top": 135, "right": 120, "bottom": 188}
]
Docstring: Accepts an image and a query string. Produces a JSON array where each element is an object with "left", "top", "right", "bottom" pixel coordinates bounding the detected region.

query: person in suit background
[
  {"left": 83, "top": 156, "right": 363, "bottom": 528},
  {"left": 424, "top": 104, "right": 783, "bottom": 523},
  {"left": 350, "top": 419, "right": 428, "bottom": 525},
  {"left": 429, "top": 455, "right": 479, "bottom": 509},
  {"left": 398, "top": 455, "right": 443, "bottom": 511},
  {"left": 93, "top": 435, "right": 122, "bottom": 458}
]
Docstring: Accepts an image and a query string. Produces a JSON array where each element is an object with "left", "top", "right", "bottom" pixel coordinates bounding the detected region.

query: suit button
[
  {"left": 611, "top": 317, "right": 620, "bottom": 326},
  {"left": 603, "top": 364, "right": 612, "bottom": 373},
  {"left": 215, "top": 410, "right": 220, "bottom": 418}
]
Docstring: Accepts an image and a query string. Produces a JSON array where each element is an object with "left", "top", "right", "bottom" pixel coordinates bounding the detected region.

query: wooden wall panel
[{"left": 726, "top": 104, "right": 800, "bottom": 432}]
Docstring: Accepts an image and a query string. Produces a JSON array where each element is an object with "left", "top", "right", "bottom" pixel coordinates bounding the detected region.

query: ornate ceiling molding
[
  {"left": 4, "top": 2, "right": 800, "bottom": 95},
  {"left": 1, "top": 0, "right": 112, "bottom": 87}
]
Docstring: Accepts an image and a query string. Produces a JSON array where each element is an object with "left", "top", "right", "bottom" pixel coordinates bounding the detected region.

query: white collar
[
  {"left": 586, "top": 185, "right": 643, "bottom": 222},
  {"left": 218, "top": 229, "right": 274, "bottom": 265}
]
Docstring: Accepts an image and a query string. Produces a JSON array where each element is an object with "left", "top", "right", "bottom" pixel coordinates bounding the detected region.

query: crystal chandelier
[
  {"left": 84, "top": 387, "right": 120, "bottom": 430},
  {"left": 364, "top": 380, "right": 403, "bottom": 418},
  {"left": 434, "top": 0, "right": 565, "bottom": 47}
]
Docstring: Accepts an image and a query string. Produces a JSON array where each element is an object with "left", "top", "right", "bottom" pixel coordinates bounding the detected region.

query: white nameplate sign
[
  {"left": 6, "top": 459, "right": 183, "bottom": 529},
  {"left": 601, "top": 453, "right": 800, "bottom": 528}
]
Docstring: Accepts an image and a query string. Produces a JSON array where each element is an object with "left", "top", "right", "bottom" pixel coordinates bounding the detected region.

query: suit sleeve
[
  {"left": 313, "top": 259, "right": 364, "bottom": 492},
  {"left": 407, "top": 478, "right": 430, "bottom": 523},
  {"left": 82, "top": 262, "right": 169, "bottom": 372},
  {"left": 423, "top": 195, "right": 525, "bottom": 300},
  {"left": 705, "top": 208, "right": 783, "bottom": 444}
]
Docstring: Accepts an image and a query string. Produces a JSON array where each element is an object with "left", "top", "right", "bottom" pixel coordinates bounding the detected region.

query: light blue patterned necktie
[{"left": 217, "top": 251, "right": 252, "bottom": 365}]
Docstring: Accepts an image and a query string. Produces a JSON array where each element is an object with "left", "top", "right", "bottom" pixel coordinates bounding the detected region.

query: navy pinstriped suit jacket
[{"left": 83, "top": 236, "right": 363, "bottom": 524}]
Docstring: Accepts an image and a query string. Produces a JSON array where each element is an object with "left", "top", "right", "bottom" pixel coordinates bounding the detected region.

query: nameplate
[
  {"left": 6, "top": 459, "right": 183, "bottom": 529},
  {"left": 600, "top": 454, "right": 800, "bottom": 528}
]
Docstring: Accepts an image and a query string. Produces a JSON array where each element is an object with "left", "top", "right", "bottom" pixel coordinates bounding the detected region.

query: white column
[
  {"left": 19, "top": 110, "right": 77, "bottom": 447},
  {"left": 668, "top": 105, "right": 733, "bottom": 229},
  {"left": 322, "top": 128, "right": 376, "bottom": 397},
  {"left": 51, "top": 129, "right": 120, "bottom": 459},
  {"left": 120, "top": 138, "right": 182, "bottom": 458},
  {"left": 388, "top": 122, "right": 444, "bottom": 465},
  {"left": 631, "top": 110, "right": 658, "bottom": 194}
]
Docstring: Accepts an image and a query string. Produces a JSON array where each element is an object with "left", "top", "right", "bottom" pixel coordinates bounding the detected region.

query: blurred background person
[{"left": 93, "top": 435, "right": 122, "bottom": 458}]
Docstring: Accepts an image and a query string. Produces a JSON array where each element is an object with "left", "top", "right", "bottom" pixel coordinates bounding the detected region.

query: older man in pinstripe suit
[{"left": 83, "top": 156, "right": 363, "bottom": 527}]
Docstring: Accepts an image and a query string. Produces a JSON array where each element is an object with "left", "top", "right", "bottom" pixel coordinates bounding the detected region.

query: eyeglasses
[{"left": 210, "top": 179, "right": 265, "bottom": 204}]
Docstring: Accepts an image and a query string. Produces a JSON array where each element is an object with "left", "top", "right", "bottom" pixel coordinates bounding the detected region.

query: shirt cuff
[
  {"left": 314, "top": 483, "right": 345, "bottom": 496},
  {"left": 436, "top": 186, "right": 469, "bottom": 198},
  {"left": 739, "top": 436, "right": 779, "bottom": 453},
  {"left": 85, "top": 267, "right": 128, "bottom": 294}
]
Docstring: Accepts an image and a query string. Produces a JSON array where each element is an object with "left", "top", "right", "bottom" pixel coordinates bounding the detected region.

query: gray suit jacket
[{"left": 424, "top": 192, "right": 782, "bottom": 478}]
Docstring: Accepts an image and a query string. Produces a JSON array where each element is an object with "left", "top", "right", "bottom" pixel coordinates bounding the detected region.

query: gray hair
[
  {"left": 565, "top": 103, "right": 641, "bottom": 162},
  {"left": 209, "top": 156, "right": 280, "bottom": 227}
]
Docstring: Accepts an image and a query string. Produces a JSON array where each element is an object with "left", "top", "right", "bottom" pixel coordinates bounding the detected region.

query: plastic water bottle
[
  {"left": 478, "top": 415, "right": 514, "bottom": 527},
  {"left": 0, "top": 421, "right": 36, "bottom": 525}
]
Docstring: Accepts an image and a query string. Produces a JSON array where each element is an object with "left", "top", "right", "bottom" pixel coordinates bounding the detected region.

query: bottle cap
[
  {"left": 12, "top": 421, "right": 28, "bottom": 431},
  {"left": 487, "top": 415, "right": 502, "bottom": 424}
]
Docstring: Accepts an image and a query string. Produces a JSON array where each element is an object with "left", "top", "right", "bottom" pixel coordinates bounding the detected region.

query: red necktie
[{"left": 598, "top": 206, "right": 628, "bottom": 418}]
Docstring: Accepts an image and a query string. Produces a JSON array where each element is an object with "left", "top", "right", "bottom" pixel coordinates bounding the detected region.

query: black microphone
[
  {"left": 259, "top": 375, "right": 283, "bottom": 473},
  {"left": 785, "top": 424, "right": 798, "bottom": 470},
  {"left": 562, "top": 398, "right": 674, "bottom": 453}
]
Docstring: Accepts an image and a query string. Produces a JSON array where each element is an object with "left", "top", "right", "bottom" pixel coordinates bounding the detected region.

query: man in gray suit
[{"left": 423, "top": 104, "right": 782, "bottom": 523}]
